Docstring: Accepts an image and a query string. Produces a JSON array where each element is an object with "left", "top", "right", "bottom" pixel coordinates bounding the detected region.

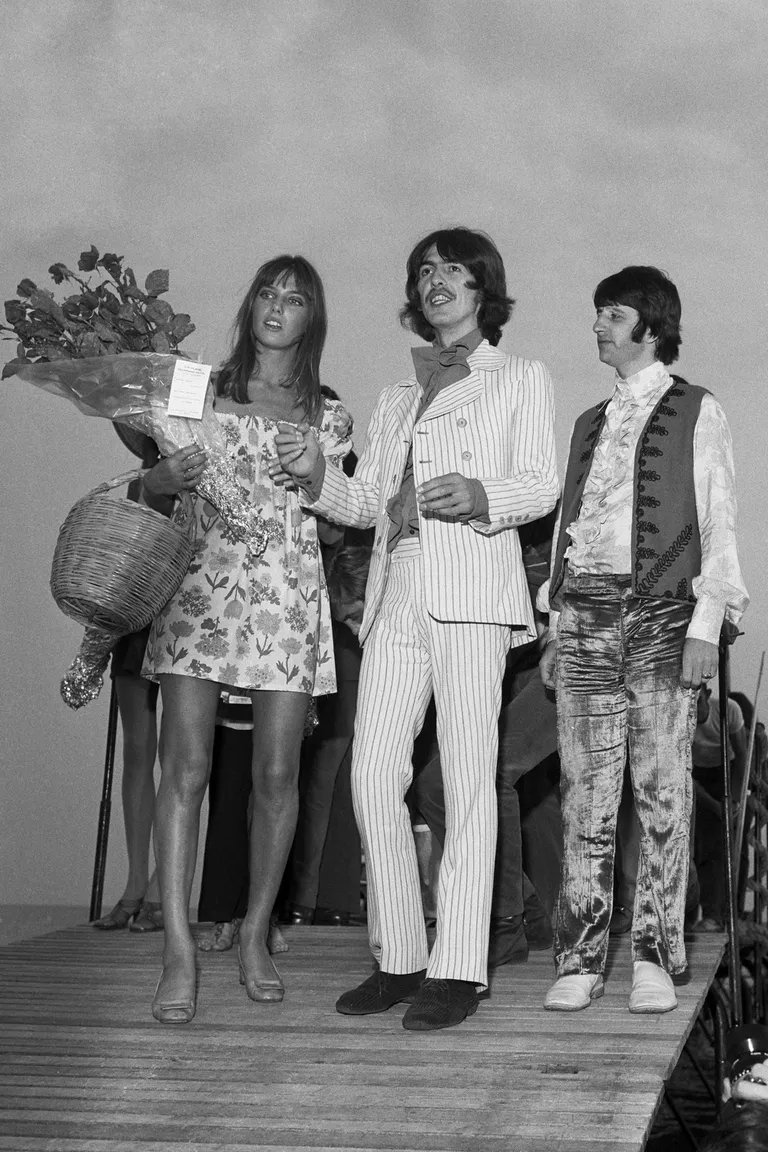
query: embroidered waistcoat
[{"left": 549, "top": 376, "right": 708, "bottom": 609}]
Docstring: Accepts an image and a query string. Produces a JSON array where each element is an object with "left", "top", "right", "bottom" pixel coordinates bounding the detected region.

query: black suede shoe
[
  {"left": 336, "top": 968, "right": 426, "bottom": 1015},
  {"left": 402, "top": 978, "right": 479, "bottom": 1031},
  {"left": 488, "top": 915, "right": 529, "bottom": 968}
]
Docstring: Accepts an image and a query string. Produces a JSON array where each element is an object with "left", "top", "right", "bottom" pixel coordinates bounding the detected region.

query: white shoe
[
  {"left": 629, "top": 961, "right": 677, "bottom": 1014},
  {"left": 544, "top": 973, "right": 604, "bottom": 1011}
]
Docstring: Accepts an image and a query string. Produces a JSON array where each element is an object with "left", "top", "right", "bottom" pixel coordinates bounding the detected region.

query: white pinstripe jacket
[{"left": 308, "top": 341, "right": 559, "bottom": 644}]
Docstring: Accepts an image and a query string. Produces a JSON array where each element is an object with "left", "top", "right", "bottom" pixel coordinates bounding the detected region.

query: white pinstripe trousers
[{"left": 352, "top": 541, "right": 510, "bottom": 987}]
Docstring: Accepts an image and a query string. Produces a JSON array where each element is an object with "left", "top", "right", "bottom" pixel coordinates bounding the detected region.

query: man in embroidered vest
[
  {"left": 273, "top": 228, "right": 558, "bottom": 1029},
  {"left": 539, "top": 265, "right": 748, "bottom": 1014}
]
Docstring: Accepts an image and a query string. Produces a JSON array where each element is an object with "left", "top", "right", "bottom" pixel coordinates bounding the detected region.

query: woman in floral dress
[{"left": 142, "top": 255, "right": 352, "bottom": 1023}]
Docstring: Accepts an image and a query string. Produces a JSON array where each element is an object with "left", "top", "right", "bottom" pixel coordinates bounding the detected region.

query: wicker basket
[{"left": 50, "top": 470, "right": 195, "bottom": 633}]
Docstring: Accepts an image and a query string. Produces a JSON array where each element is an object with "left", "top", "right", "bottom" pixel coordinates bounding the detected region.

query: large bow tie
[{"left": 411, "top": 338, "right": 475, "bottom": 392}]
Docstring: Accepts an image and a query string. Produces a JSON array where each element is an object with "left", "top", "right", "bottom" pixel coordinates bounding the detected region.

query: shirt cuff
[
  {"left": 686, "top": 594, "right": 727, "bottom": 646},
  {"left": 299, "top": 455, "right": 327, "bottom": 503}
]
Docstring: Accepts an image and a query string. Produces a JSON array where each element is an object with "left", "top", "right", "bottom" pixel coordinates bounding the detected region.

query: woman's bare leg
[
  {"left": 238, "top": 691, "right": 310, "bottom": 987},
  {"left": 152, "top": 674, "right": 220, "bottom": 1019},
  {"left": 114, "top": 675, "right": 159, "bottom": 902}
]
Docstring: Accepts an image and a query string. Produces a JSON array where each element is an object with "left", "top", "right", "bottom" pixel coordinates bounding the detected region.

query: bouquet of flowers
[
  {"left": 3, "top": 247, "right": 269, "bottom": 707},
  {"left": 3, "top": 246, "right": 269, "bottom": 556}
]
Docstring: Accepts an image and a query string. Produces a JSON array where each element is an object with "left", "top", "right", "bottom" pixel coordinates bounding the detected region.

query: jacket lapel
[
  {"left": 386, "top": 380, "right": 423, "bottom": 490},
  {"left": 416, "top": 340, "right": 507, "bottom": 422}
]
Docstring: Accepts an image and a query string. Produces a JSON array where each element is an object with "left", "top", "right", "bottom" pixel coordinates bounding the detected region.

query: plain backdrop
[{"left": 1, "top": 0, "right": 765, "bottom": 907}]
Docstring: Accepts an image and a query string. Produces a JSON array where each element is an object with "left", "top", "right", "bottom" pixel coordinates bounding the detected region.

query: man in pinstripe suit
[{"left": 274, "top": 228, "right": 558, "bottom": 1029}]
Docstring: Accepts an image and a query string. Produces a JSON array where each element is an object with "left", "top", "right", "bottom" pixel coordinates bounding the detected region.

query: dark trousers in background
[
  {"left": 198, "top": 725, "right": 251, "bottom": 922},
  {"left": 410, "top": 664, "right": 561, "bottom": 920},
  {"left": 691, "top": 763, "right": 729, "bottom": 925},
  {"left": 288, "top": 675, "right": 362, "bottom": 917},
  {"left": 518, "top": 751, "right": 562, "bottom": 919},
  {"left": 286, "top": 622, "right": 363, "bottom": 919}
]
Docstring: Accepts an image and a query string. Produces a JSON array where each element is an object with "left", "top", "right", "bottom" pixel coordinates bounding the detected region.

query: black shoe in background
[
  {"left": 609, "top": 906, "right": 633, "bottom": 935},
  {"left": 488, "top": 914, "right": 529, "bottom": 967},
  {"left": 283, "top": 904, "right": 314, "bottom": 926},
  {"left": 314, "top": 907, "right": 350, "bottom": 926},
  {"left": 523, "top": 893, "right": 554, "bottom": 950}
]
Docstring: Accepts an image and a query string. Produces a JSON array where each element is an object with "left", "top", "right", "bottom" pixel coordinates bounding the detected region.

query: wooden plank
[{"left": 0, "top": 925, "right": 725, "bottom": 1152}]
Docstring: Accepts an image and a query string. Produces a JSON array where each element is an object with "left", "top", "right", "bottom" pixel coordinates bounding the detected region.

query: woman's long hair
[{"left": 216, "top": 255, "right": 327, "bottom": 424}]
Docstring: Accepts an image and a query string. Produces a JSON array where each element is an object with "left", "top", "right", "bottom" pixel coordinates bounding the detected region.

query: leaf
[
  {"left": 2, "top": 357, "right": 30, "bottom": 379},
  {"left": 144, "top": 298, "right": 174, "bottom": 326},
  {"left": 30, "top": 290, "right": 66, "bottom": 327},
  {"left": 100, "top": 290, "right": 120, "bottom": 315},
  {"left": 77, "top": 245, "right": 99, "bottom": 272},
  {"left": 62, "top": 297, "right": 83, "bottom": 319},
  {"left": 150, "top": 330, "right": 171, "bottom": 353},
  {"left": 170, "top": 313, "right": 195, "bottom": 342},
  {"left": 4, "top": 300, "right": 26, "bottom": 324},
  {"left": 75, "top": 331, "right": 104, "bottom": 356},
  {"left": 145, "top": 268, "right": 169, "bottom": 297},
  {"left": 92, "top": 317, "right": 119, "bottom": 344},
  {"left": 16, "top": 279, "right": 37, "bottom": 297},
  {"left": 123, "top": 284, "right": 146, "bottom": 301},
  {"left": 39, "top": 343, "right": 71, "bottom": 360}
]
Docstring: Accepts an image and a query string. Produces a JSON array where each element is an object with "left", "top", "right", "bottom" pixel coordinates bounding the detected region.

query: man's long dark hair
[
  {"left": 593, "top": 265, "right": 682, "bottom": 365},
  {"left": 400, "top": 227, "right": 514, "bottom": 346},
  {"left": 216, "top": 255, "right": 327, "bottom": 424}
]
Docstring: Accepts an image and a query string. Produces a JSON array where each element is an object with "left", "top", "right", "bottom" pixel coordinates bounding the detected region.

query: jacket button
[
  {"left": 462, "top": 451, "right": 472, "bottom": 460},
  {"left": 457, "top": 417, "right": 467, "bottom": 427}
]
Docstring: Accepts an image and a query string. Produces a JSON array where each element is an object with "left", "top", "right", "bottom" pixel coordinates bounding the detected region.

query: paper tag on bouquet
[{"left": 167, "top": 359, "right": 212, "bottom": 420}]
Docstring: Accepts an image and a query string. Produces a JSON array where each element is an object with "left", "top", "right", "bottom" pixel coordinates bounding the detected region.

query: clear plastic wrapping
[{"left": 16, "top": 353, "right": 269, "bottom": 557}]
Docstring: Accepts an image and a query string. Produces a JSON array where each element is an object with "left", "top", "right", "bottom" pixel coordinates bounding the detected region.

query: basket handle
[
  {"left": 86, "top": 469, "right": 147, "bottom": 497},
  {"left": 69, "top": 469, "right": 197, "bottom": 543}
]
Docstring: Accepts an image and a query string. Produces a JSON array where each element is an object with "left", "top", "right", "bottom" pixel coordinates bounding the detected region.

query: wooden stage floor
[{"left": 0, "top": 924, "right": 725, "bottom": 1152}]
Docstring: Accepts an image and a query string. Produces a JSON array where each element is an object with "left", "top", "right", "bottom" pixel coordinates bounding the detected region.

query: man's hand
[
  {"left": 417, "top": 472, "right": 476, "bottom": 519},
  {"left": 143, "top": 445, "right": 207, "bottom": 497},
  {"left": 681, "top": 637, "right": 719, "bottom": 689},
  {"left": 539, "top": 637, "right": 557, "bottom": 690},
  {"left": 271, "top": 422, "right": 321, "bottom": 481}
]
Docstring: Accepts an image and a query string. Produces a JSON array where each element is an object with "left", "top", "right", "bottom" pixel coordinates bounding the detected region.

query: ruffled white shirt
[{"left": 540, "top": 362, "right": 748, "bottom": 645}]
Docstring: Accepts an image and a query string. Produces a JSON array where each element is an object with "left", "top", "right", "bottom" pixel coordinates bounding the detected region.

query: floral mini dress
[{"left": 143, "top": 398, "right": 352, "bottom": 697}]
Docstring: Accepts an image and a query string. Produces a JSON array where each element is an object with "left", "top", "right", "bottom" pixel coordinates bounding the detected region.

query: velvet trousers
[{"left": 554, "top": 574, "right": 697, "bottom": 977}]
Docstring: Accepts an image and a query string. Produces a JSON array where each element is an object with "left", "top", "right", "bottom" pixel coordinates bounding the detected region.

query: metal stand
[
  {"left": 88, "top": 680, "right": 119, "bottom": 921},
  {"left": 717, "top": 635, "right": 743, "bottom": 1026}
]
